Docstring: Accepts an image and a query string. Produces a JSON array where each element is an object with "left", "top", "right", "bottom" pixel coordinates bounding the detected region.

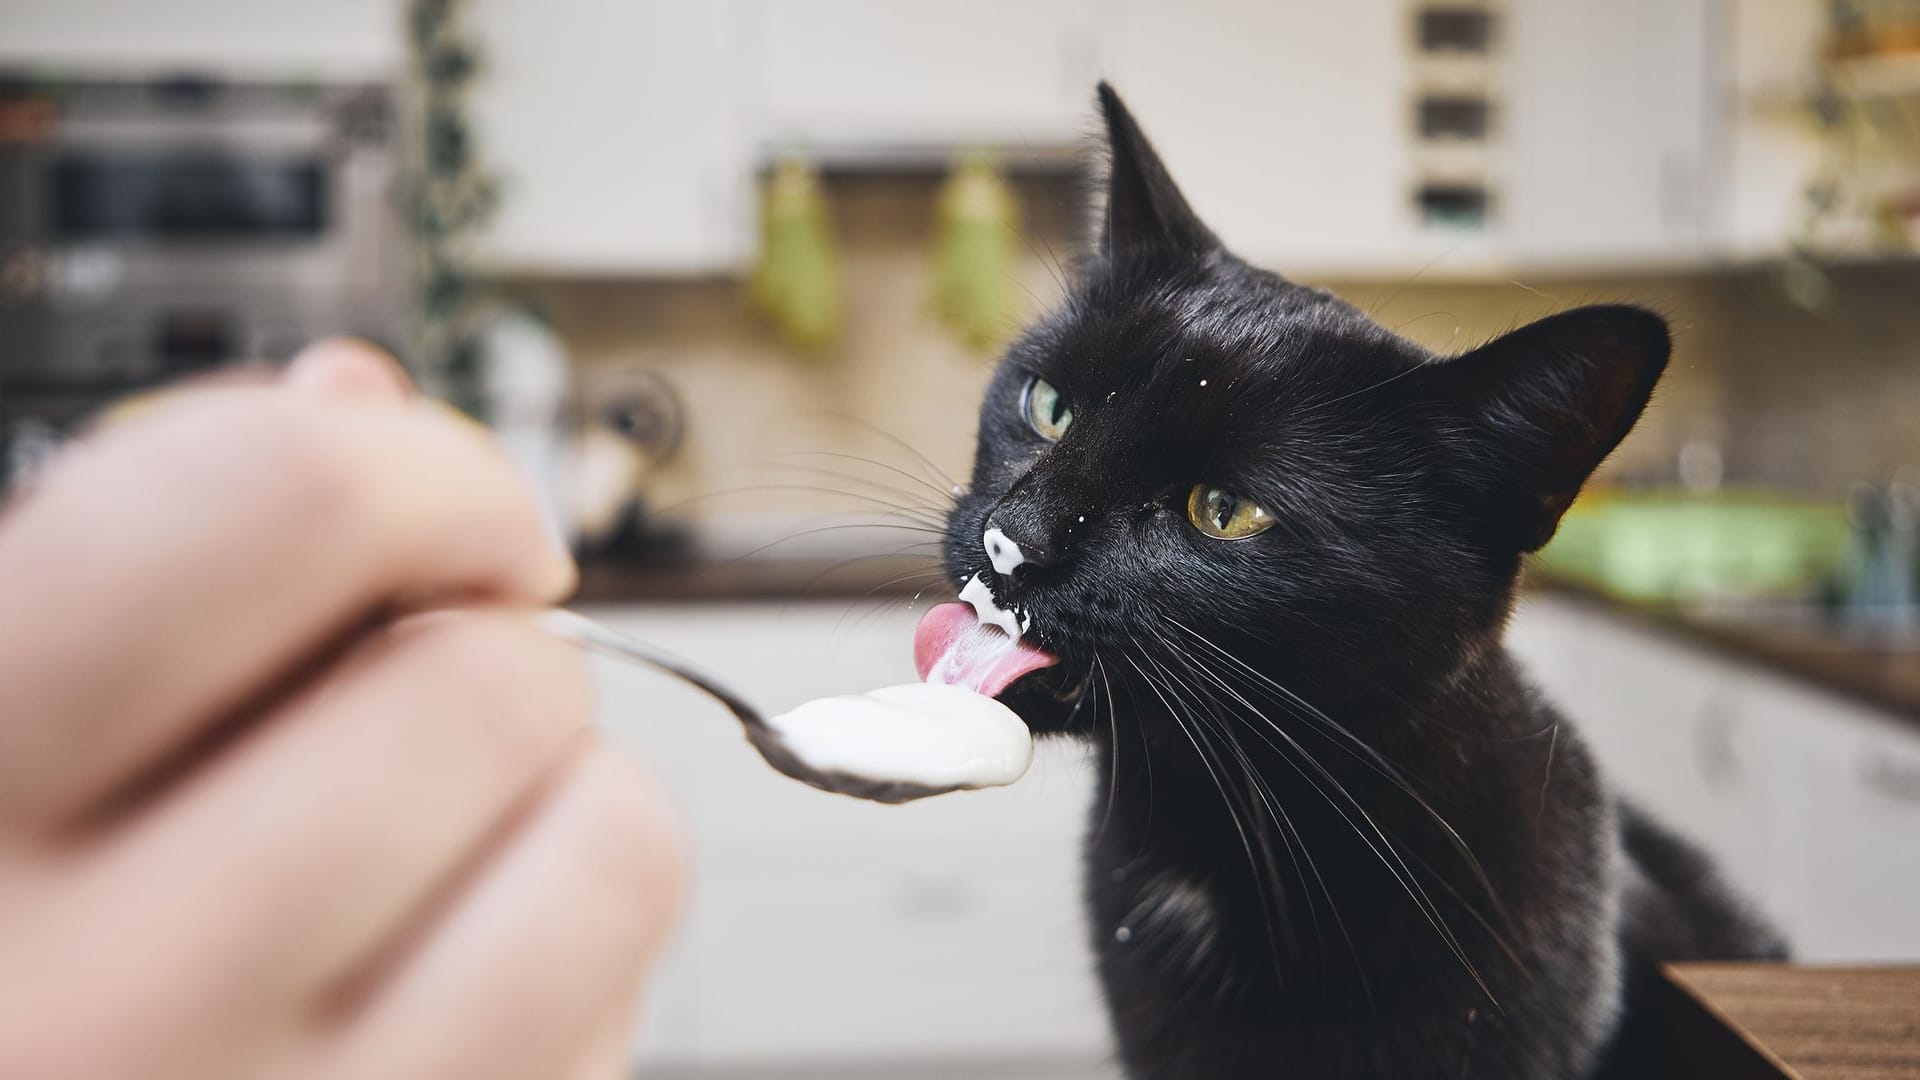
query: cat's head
[{"left": 935, "top": 85, "right": 1668, "bottom": 728}]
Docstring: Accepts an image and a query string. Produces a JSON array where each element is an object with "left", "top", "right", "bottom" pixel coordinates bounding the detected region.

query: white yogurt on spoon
[
  {"left": 760, "top": 575, "right": 1058, "bottom": 803},
  {"left": 764, "top": 683, "right": 1034, "bottom": 801}
]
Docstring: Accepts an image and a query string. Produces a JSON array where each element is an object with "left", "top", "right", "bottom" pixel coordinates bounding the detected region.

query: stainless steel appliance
[{"left": 0, "top": 74, "right": 403, "bottom": 489}]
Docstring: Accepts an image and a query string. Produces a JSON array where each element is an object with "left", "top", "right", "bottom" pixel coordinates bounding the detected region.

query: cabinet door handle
[
  {"left": 1859, "top": 748, "right": 1920, "bottom": 805},
  {"left": 1691, "top": 691, "right": 1743, "bottom": 792}
]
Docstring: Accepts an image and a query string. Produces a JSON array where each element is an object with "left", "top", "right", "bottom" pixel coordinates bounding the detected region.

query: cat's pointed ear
[
  {"left": 1097, "top": 82, "right": 1217, "bottom": 261},
  {"left": 1430, "top": 304, "right": 1670, "bottom": 552}
]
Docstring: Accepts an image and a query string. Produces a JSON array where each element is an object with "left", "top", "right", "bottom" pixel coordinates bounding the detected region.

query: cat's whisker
[
  {"left": 819, "top": 561, "right": 951, "bottom": 639},
  {"left": 826, "top": 567, "right": 956, "bottom": 629},
  {"left": 1154, "top": 652, "right": 1360, "bottom": 1009},
  {"left": 779, "top": 450, "right": 960, "bottom": 505},
  {"left": 1104, "top": 654, "right": 1160, "bottom": 867},
  {"left": 857, "top": 566, "right": 951, "bottom": 597},
  {"left": 1164, "top": 617, "right": 1505, "bottom": 917},
  {"left": 1390, "top": 841, "right": 1533, "bottom": 978},
  {"left": 765, "top": 462, "right": 957, "bottom": 521},
  {"left": 791, "top": 410, "right": 962, "bottom": 492},
  {"left": 997, "top": 187, "right": 1070, "bottom": 299},
  {"left": 1362, "top": 245, "right": 1455, "bottom": 324},
  {"left": 1141, "top": 644, "right": 1372, "bottom": 1010},
  {"left": 1128, "top": 646, "right": 1290, "bottom": 989},
  {"left": 707, "top": 484, "right": 950, "bottom": 535},
  {"left": 1091, "top": 607, "right": 1478, "bottom": 984},
  {"left": 730, "top": 523, "right": 946, "bottom": 566},
  {"left": 796, "top": 545, "right": 941, "bottom": 586},
  {"left": 1089, "top": 653, "right": 1124, "bottom": 852},
  {"left": 1166, "top": 617, "right": 1428, "bottom": 790},
  {"left": 1144, "top": 638, "right": 1359, "bottom": 983},
  {"left": 1294, "top": 361, "right": 1428, "bottom": 414},
  {"left": 1152, "top": 635, "right": 1500, "bottom": 1009},
  {"left": 1535, "top": 722, "right": 1561, "bottom": 838},
  {"left": 1155, "top": 660, "right": 1306, "bottom": 968},
  {"left": 649, "top": 482, "right": 950, "bottom": 527},
  {"left": 1008, "top": 274, "right": 1053, "bottom": 318}
]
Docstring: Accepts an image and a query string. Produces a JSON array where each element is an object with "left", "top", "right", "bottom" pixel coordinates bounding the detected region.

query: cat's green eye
[
  {"left": 1187, "top": 484, "right": 1273, "bottom": 540},
  {"left": 1024, "top": 377, "right": 1073, "bottom": 441}
]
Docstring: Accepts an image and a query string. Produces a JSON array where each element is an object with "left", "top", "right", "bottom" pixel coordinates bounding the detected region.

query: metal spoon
[{"left": 537, "top": 609, "right": 967, "bottom": 804}]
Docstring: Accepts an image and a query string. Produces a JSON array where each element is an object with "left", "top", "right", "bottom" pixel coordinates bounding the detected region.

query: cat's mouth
[{"left": 913, "top": 579, "right": 1060, "bottom": 700}]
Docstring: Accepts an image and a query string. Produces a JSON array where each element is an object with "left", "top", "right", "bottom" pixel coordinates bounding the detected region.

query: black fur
[{"left": 939, "top": 85, "right": 1785, "bottom": 1079}]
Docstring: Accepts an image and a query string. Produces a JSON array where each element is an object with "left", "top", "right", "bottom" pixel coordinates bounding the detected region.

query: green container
[{"left": 1538, "top": 493, "right": 1850, "bottom": 602}]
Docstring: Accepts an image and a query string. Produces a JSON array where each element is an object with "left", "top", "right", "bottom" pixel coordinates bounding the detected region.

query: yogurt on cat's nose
[{"left": 983, "top": 527, "right": 1026, "bottom": 576}]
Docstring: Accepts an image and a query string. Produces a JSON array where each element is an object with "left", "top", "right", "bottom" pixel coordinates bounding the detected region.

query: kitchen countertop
[
  {"left": 1528, "top": 570, "right": 1920, "bottom": 728},
  {"left": 574, "top": 553, "right": 948, "bottom": 605},
  {"left": 1658, "top": 964, "right": 1920, "bottom": 1079},
  {"left": 571, "top": 555, "right": 1920, "bottom": 727}
]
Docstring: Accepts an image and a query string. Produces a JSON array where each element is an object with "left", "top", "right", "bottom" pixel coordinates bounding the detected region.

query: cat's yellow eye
[
  {"left": 1024, "top": 377, "right": 1073, "bottom": 441},
  {"left": 1187, "top": 485, "right": 1273, "bottom": 540}
]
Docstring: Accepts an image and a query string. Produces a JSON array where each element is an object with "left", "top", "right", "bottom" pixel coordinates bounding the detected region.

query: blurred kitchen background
[{"left": 3, "top": 1, "right": 1919, "bottom": 1077}]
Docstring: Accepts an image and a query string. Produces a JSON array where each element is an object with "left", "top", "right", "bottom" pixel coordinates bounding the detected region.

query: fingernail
[
  {"left": 284, "top": 339, "right": 415, "bottom": 402},
  {"left": 415, "top": 397, "right": 492, "bottom": 433},
  {"left": 416, "top": 398, "right": 581, "bottom": 596},
  {"left": 96, "top": 390, "right": 165, "bottom": 428}
]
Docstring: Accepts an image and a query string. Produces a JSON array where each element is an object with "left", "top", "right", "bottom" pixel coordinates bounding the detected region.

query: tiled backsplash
[
  {"left": 513, "top": 176, "right": 1915, "bottom": 537},
  {"left": 1320, "top": 275, "right": 1730, "bottom": 487},
  {"left": 511, "top": 175, "right": 1080, "bottom": 532},
  {"left": 1712, "top": 264, "right": 1920, "bottom": 492}
]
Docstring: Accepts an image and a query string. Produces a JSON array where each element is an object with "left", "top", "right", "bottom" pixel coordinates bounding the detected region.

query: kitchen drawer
[
  {"left": 579, "top": 600, "right": 922, "bottom": 807},
  {"left": 1739, "top": 673, "right": 1920, "bottom": 962},
  {"left": 693, "top": 780, "right": 1090, "bottom": 886},
  {"left": 1512, "top": 594, "right": 1920, "bottom": 963},
  {"left": 741, "top": 0, "right": 1097, "bottom": 151},
  {"left": 677, "top": 885, "right": 1106, "bottom": 1065},
  {"left": 582, "top": 602, "right": 1111, "bottom": 1068},
  {"left": 1510, "top": 595, "right": 1779, "bottom": 904}
]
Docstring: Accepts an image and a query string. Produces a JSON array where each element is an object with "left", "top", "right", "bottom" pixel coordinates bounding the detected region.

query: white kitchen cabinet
[
  {"left": 1507, "top": 594, "right": 1780, "bottom": 905},
  {"left": 1099, "top": 0, "right": 1414, "bottom": 275},
  {"left": 577, "top": 602, "right": 1109, "bottom": 1071},
  {"left": 1737, "top": 672, "right": 1920, "bottom": 962},
  {"left": 1502, "top": 0, "right": 1718, "bottom": 269},
  {"left": 469, "top": 0, "right": 752, "bottom": 275},
  {"left": 0, "top": 0, "right": 400, "bottom": 78},
  {"left": 740, "top": 0, "right": 1098, "bottom": 156},
  {"left": 1720, "top": 0, "right": 1829, "bottom": 261},
  {"left": 1509, "top": 592, "right": 1920, "bottom": 962}
]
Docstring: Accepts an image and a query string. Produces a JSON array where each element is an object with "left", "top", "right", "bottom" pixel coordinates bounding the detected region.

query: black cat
[{"left": 938, "top": 85, "right": 1785, "bottom": 1079}]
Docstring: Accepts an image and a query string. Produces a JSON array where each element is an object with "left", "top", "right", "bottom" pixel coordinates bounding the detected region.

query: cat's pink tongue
[{"left": 914, "top": 602, "right": 1059, "bottom": 699}]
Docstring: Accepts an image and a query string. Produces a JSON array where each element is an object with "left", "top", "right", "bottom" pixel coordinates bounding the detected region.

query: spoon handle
[{"left": 536, "top": 609, "right": 767, "bottom": 729}]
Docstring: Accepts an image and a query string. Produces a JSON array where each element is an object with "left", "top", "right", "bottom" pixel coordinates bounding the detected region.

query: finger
[
  {"left": 0, "top": 388, "right": 576, "bottom": 828},
  {"left": 85, "top": 364, "right": 277, "bottom": 433},
  {"left": 283, "top": 339, "right": 414, "bottom": 404},
  {"left": 309, "top": 746, "right": 682, "bottom": 1080},
  {"left": 561, "top": 910, "right": 659, "bottom": 1080},
  {"left": 566, "top": 1006, "right": 645, "bottom": 1080},
  {"left": 13, "top": 612, "right": 595, "bottom": 1071}
]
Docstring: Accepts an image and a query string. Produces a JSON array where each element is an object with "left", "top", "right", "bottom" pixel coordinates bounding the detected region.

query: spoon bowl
[{"left": 538, "top": 609, "right": 1024, "bottom": 803}]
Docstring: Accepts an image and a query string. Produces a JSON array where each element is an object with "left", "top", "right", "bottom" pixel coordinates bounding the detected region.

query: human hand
[{"left": 0, "top": 342, "right": 682, "bottom": 1080}]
